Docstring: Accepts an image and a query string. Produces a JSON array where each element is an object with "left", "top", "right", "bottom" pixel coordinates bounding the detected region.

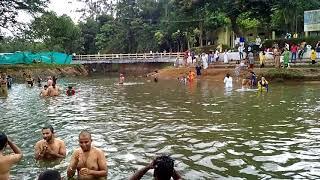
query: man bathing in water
[
  {"left": 34, "top": 126, "right": 66, "bottom": 161},
  {"left": 0, "top": 132, "right": 23, "bottom": 180},
  {"left": 47, "top": 84, "right": 60, "bottom": 96},
  {"left": 47, "top": 76, "right": 53, "bottom": 86},
  {"left": 40, "top": 85, "right": 49, "bottom": 97},
  {"left": 67, "top": 131, "right": 108, "bottom": 180},
  {"left": 119, "top": 74, "right": 125, "bottom": 84},
  {"left": 129, "top": 155, "right": 182, "bottom": 180},
  {"left": 0, "top": 74, "right": 8, "bottom": 97},
  {"left": 25, "top": 74, "right": 34, "bottom": 87}
]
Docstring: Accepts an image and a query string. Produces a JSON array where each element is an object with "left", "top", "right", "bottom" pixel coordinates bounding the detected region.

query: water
[{"left": 1, "top": 77, "right": 320, "bottom": 179}]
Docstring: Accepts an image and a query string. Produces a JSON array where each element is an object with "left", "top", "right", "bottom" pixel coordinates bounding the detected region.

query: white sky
[
  {"left": 15, "top": 0, "right": 83, "bottom": 24},
  {"left": 2, "top": 0, "right": 104, "bottom": 36},
  {"left": 48, "top": 0, "right": 84, "bottom": 22}
]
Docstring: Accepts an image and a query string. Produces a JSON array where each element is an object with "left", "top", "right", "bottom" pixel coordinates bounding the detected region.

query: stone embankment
[{"left": 0, "top": 64, "right": 88, "bottom": 81}]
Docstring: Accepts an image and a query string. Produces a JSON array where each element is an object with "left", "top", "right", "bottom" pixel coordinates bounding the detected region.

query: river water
[{"left": 1, "top": 76, "right": 320, "bottom": 179}]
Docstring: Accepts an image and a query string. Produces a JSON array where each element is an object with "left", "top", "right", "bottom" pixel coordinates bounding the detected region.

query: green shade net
[{"left": 0, "top": 52, "right": 72, "bottom": 64}]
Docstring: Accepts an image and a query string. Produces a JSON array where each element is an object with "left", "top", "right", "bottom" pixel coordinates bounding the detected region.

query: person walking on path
[
  {"left": 248, "top": 51, "right": 254, "bottom": 69},
  {"left": 316, "top": 41, "right": 320, "bottom": 59},
  {"left": 311, "top": 49, "right": 317, "bottom": 64},
  {"left": 291, "top": 44, "right": 298, "bottom": 63},
  {"left": 283, "top": 48, "right": 290, "bottom": 68},
  {"left": 259, "top": 51, "right": 266, "bottom": 68},
  {"left": 273, "top": 48, "right": 281, "bottom": 68}
]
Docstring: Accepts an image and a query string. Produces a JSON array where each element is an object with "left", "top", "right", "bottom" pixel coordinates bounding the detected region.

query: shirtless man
[
  {"left": 119, "top": 74, "right": 125, "bottom": 84},
  {"left": 40, "top": 85, "right": 49, "bottom": 97},
  {"left": 129, "top": 155, "right": 182, "bottom": 180},
  {"left": 0, "top": 74, "right": 8, "bottom": 97},
  {"left": 34, "top": 126, "right": 66, "bottom": 160},
  {"left": 67, "top": 131, "right": 108, "bottom": 180},
  {"left": 47, "top": 76, "right": 53, "bottom": 86},
  {"left": 47, "top": 84, "right": 60, "bottom": 97},
  {"left": 0, "top": 132, "right": 23, "bottom": 180}
]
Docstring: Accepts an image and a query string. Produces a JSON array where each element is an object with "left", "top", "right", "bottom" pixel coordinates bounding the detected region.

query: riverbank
[
  {"left": 1, "top": 64, "right": 320, "bottom": 82},
  {"left": 0, "top": 64, "right": 88, "bottom": 80},
  {"left": 156, "top": 67, "right": 320, "bottom": 81}
]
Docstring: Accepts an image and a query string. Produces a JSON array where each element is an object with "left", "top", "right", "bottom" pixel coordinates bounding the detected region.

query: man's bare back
[
  {"left": 0, "top": 133, "right": 23, "bottom": 180},
  {"left": 0, "top": 154, "right": 22, "bottom": 180}
]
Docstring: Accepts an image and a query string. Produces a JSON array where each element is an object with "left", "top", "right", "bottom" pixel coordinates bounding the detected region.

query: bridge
[
  {"left": 72, "top": 52, "right": 315, "bottom": 68},
  {"left": 72, "top": 52, "right": 183, "bottom": 64}
]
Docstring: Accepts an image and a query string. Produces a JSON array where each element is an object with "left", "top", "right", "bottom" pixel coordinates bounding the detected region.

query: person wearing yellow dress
[
  {"left": 311, "top": 49, "right": 317, "bottom": 64},
  {"left": 259, "top": 51, "right": 266, "bottom": 68},
  {"left": 258, "top": 77, "right": 269, "bottom": 92}
]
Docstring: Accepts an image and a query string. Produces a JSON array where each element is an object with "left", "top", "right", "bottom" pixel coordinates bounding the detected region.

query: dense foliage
[{"left": 0, "top": 0, "right": 319, "bottom": 54}]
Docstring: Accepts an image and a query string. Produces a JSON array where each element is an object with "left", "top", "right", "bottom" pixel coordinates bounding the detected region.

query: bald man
[{"left": 67, "top": 131, "right": 108, "bottom": 180}]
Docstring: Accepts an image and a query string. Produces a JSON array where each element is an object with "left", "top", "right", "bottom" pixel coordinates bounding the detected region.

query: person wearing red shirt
[
  {"left": 291, "top": 44, "right": 298, "bottom": 63},
  {"left": 66, "top": 86, "right": 75, "bottom": 96}
]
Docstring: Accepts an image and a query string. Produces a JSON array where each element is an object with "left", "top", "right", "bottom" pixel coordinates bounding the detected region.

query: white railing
[{"left": 73, "top": 52, "right": 184, "bottom": 61}]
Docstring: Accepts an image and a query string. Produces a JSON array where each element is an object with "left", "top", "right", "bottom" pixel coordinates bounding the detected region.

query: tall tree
[
  {"left": 0, "top": 0, "right": 48, "bottom": 29},
  {"left": 30, "top": 12, "right": 82, "bottom": 54}
]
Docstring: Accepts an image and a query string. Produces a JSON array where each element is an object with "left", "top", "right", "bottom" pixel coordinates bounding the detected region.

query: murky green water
[{"left": 1, "top": 76, "right": 320, "bottom": 179}]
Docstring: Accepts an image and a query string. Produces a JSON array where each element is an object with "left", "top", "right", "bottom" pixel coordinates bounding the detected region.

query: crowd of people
[
  {"left": 0, "top": 126, "right": 181, "bottom": 180},
  {"left": 223, "top": 71, "right": 269, "bottom": 92}
]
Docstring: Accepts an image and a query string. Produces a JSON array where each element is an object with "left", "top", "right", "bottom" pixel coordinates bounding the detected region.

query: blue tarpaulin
[{"left": 0, "top": 52, "right": 72, "bottom": 64}]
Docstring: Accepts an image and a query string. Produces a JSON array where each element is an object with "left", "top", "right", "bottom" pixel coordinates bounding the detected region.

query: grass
[{"left": 261, "top": 68, "right": 305, "bottom": 80}]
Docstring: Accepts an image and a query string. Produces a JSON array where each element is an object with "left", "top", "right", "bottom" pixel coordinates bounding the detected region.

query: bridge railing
[{"left": 73, "top": 52, "right": 184, "bottom": 61}]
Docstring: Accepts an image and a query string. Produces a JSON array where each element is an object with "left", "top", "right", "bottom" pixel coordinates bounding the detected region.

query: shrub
[
  {"left": 260, "top": 69, "right": 304, "bottom": 80},
  {"left": 263, "top": 37, "right": 320, "bottom": 49}
]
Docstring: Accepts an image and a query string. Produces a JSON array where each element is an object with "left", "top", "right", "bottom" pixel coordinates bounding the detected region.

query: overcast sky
[
  {"left": 48, "top": 0, "right": 84, "bottom": 22},
  {"left": 16, "top": 0, "right": 84, "bottom": 24}
]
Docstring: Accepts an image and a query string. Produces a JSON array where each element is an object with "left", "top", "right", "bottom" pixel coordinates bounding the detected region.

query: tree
[
  {"left": 0, "top": 0, "right": 48, "bottom": 29},
  {"left": 76, "top": 0, "right": 117, "bottom": 20},
  {"left": 271, "top": 0, "right": 320, "bottom": 34},
  {"left": 79, "top": 18, "right": 100, "bottom": 54},
  {"left": 30, "top": 12, "right": 82, "bottom": 54}
]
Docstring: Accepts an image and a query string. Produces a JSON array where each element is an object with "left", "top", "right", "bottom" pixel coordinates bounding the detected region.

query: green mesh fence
[{"left": 0, "top": 52, "right": 72, "bottom": 64}]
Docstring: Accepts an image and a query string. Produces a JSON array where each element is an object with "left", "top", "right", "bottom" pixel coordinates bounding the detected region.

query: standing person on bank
[{"left": 316, "top": 41, "right": 320, "bottom": 59}]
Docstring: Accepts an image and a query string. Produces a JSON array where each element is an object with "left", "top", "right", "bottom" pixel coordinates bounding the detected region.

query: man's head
[
  {"left": 79, "top": 130, "right": 92, "bottom": 152},
  {"left": 68, "top": 86, "right": 72, "bottom": 90},
  {"left": 42, "top": 126, "right": 54, "bottom": 142},
  {"left": 0, "top": 132, "right": 8, "bottom": 151},
  {"left": 44, "top": 85, "right": 48, "bottom": 90},
  {"left": 153, "top": 155, "right": 175, "bottom": 180},
  {"left": 38, "top": 170, "right": 61, "bottom": 180}
]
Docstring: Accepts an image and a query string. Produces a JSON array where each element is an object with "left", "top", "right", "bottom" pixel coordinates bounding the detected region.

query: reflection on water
[{"left": 1, "top": 77, "right": 320, "bottom": 179}]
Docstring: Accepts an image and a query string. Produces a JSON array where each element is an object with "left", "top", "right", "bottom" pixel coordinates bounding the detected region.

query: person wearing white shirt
[{"left": 224, "top": 73, "right": 233, "bottom": 88}]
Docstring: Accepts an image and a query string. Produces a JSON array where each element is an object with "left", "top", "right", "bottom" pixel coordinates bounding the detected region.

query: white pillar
[{"left": 272, "top": 31, "right": 276, "bottom": 40}]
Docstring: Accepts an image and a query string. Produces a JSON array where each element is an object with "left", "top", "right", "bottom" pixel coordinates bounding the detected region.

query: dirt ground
[
  {"left": 156, "top": 66, "right": 320, "bottom": 81},
  {"left": 157, "top": 67, "right": 253, "bottom": 80}
]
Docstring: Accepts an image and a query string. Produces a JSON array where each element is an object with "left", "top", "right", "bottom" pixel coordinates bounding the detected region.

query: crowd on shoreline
[{"left": 175, "top": 39, "right": 320, "bottom": 70}]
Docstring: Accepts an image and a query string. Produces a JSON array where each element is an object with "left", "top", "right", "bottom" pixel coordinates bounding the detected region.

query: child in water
[{"left": 66, "top": 86, "right": 75, "bottom": 96}]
